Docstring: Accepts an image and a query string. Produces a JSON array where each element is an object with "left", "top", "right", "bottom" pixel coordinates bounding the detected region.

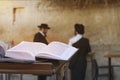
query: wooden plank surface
[
  {"left": 104, "top": 53, "right": 120, "bottom": 58},
  {"left": 0, "top": 61, "right": 67, "bottom": 76},
  {"left": 0, "top": 69, "right": 53, "bottom": 75},
  {"left": 0, "top": 62, "right": 53, "bottom": 70}
]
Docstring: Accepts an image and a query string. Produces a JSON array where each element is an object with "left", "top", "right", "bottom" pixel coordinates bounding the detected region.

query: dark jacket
[
  {"left": 33, "top": 32, "right": 48, "bottom": 80},
  {"left": 33, "top": 32, "right": 48, "bottom": 44},
  {"left": 0, "top": 46, "right": 5, "bottom": 58},
  {"left": 69, "top": 37, "right": 91, "bottom": 69}
]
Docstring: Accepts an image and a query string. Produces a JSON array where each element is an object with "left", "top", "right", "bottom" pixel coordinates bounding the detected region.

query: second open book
[{"left": 5, "top": 41, "right": 78, "bottom": 61}]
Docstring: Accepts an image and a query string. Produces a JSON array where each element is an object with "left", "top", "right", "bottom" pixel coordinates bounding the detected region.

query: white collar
[
  {"left": 39, "top": 31, "right": 45, "bottom": 36},
  {"left": 68, "top": 34, "right": 82, "bottom": 45}
]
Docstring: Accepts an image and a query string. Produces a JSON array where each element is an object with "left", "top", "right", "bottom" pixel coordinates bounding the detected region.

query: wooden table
[
  {"left": 0, "top": 61, "right": 68, "bottom": 80},
  {"left": 104, "top": 53, "right": 120, "bottom": 80}
]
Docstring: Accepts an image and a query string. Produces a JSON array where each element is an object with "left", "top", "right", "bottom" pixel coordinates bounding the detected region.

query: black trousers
[
  {"left": 38, "top": 76, "right": 46, "bottom": 80},
  {"left": 70, "top": 61, "right": 87, "bottom": 80}
]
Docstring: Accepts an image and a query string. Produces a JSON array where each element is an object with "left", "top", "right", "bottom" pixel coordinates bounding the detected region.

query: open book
[{"left": 5, "top": 41, "right": 78, "bottom": 61}]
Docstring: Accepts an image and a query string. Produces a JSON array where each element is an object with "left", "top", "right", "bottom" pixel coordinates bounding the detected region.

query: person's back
[{"left": 68, "top": 24, "right": 91, "bottom": 80}]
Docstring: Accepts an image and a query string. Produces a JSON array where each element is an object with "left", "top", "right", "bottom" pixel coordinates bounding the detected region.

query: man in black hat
[
  {"left": 33, "top": 23, "right": 50, "bottom": 80},
  {"left": 33, "top": 23, "right": 50, "bottom": 44},
  {"left": 68, "top": 24, "right": 91, "bottom": 80}
]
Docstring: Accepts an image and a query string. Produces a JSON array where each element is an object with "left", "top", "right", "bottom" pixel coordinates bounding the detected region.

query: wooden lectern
[{"left": 0, "top": 61, "right": 68, "bottom": 80}]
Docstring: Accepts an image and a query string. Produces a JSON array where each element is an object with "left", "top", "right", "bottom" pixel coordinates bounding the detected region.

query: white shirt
[
  {"left": 68, "top": 34, "right": 82, "bottom": 46},
  {"left": 39, "top": 31, "right": 45, "bottom": 36}
]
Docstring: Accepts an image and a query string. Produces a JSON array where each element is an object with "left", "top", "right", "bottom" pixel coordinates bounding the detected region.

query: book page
[
  {"left": 5, "top": 41, "right": 47, "bottom": 60},
  {"left": 6, "top": 50, "right": 35, "bottom": 60},
  {"left": 61, "top": 46, "right": 78, "bottom": 60},
  {"left": 36, "top": 41, "right": 78, "bottom": 60},
  {"left": 38, "top": 41, "right": 68, "bottom": 55}
]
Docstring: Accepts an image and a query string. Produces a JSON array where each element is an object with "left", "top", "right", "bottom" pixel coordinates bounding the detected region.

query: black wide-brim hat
[{"left": 38, "top": 24, "right": 50, "bottom": 29}]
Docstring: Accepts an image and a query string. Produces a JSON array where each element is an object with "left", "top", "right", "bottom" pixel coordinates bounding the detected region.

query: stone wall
[{"left": 0, "top": 0, "right": 120, "bottom": 45}]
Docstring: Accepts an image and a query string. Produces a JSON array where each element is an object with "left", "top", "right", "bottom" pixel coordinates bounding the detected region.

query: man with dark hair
[
  {"left": 33, "top": 23, "right": 50, "bottom": 80},
  {"left": 68, "top": 24, "right": 91, "bottom": 80}
]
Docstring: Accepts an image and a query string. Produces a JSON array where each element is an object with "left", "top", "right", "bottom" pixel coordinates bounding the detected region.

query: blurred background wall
[{"left": 0, "top": 0, "right": 120, "bottom": 46}]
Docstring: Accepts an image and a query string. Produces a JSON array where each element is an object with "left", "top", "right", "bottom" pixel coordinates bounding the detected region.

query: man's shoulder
[
  {"left": 82, "top": 37, "right": 89, "bottom": 41},
  {"left": 35, "top": 32, "right": 42, "bottom": 36}
]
